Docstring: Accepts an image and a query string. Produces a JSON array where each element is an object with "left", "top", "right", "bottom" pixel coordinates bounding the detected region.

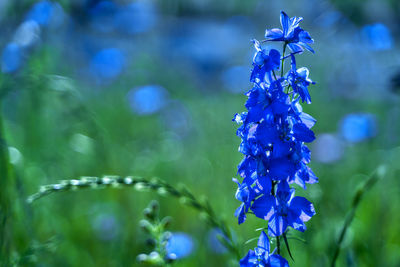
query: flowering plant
[{"left": 233, "top": 11, "right": 317, "bottom": 266}]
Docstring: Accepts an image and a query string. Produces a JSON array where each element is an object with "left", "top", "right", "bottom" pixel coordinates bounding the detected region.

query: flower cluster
[{"left": 233, "top": 11, "right": 317, "bottom": 266}]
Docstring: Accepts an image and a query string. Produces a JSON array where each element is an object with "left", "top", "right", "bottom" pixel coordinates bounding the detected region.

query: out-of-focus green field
[{"left": 1, "top": 0, "right": 400, "bottom": 266}]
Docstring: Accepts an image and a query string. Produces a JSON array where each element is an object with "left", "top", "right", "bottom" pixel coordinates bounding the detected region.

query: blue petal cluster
[
  {"left": 265, "top": 11, "right": 314, "bottom": 53},
  {"left": 240, "top": 232, "right": 288, "bottom": 267},
  {"left": 233, "top": 11, "right": 317, "bottom": 266}
]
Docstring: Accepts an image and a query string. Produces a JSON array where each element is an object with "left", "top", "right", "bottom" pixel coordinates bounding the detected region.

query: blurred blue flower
[
  {"left": 92, "top": 212, "right": 119, "bottom": 241},
  {"left": 90, "top": 48, "right": 125, "bottom": 81},
  {"left": 114, "top": 1, "right": 157, "bottom": 35},
  {"left": 221, "top": 66, "right": 250, "bottom": 93},
  {"left": 160, "top": 100, "right": 192, "bottom": 137},
  {"left": 88, "top": 1, "right": 157, "bottom": 34},
  {"left": 167, "top": 19, "right": 247, "bottom": 75},
  {"left": 361, "top": 23, "right": 392, "bottom": 51},
  {"left": 207, "top": 228, "right": 228, "bottom": 254},
  {"left": 89, "top": 1, "right": 118, "bottom": 33},
  {"left": 339, "top": 113, "right": 377, "bottom": 143},
  {"left": 165, "top": 232, "right": 194, "bottom": 259},
  {"left": 312, "top": 134, "right": 344, "bottom": 163},
  {"left": 13, "top": 20, "right": 41, "bottom": 48},
  {"left": 315, "top": 11, "right": 342, "bottom": 28},
  {"left": 127, "top": 85, "right": 168, "bottom": 115},
  {"left": 25, "top": 0, "right": 54, "bottom": 27},
  {"left": 2, "top": 43, "right": 22, "bottom": 73}
]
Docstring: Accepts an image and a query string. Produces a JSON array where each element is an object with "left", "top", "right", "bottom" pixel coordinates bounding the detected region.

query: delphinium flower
[
  {"left": 233, "top": 11, "right": 317, "bottom": 266},
  {"left": 240, "top": 231, "right": 288, "bottom": 267}
]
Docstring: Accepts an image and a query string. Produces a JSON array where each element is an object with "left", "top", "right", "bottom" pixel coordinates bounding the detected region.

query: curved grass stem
[
  {"left": 0, "top": 106, "right": 13, "bottom": 266},
  {"left": 27, "top": 175, "right": 242, "bottom": 260},
  {"left": 330, "top": 166, "right": 386, "bottom": 267}
]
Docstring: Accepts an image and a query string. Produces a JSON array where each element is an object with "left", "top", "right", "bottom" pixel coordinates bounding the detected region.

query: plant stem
[
  {"left": 276, "top": 236, "right": 281, "bottom": 255},
  {"left": 0, "top": 105, "right": 12, "bottom": 265},
  {"left": 330, "top": 166, "right": 386, "bottom": 267},
  {"left": 28, "top": 176, "right": 242, "bottom": 260},
  {"left": 280, "top": 43, "right": 287, "bottom": 78}
]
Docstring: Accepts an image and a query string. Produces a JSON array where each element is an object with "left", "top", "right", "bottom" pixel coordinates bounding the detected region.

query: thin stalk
[
  {"left": 272, "top": 70, "right": 278, "bottom": 81},
  {"left": 280, "top": 43, "right": 287, "bottom": 78},
  {"left": 0, "top": 105, "right": 12, "bottom": 266},
  {"left": 276, "top": 236, "right": 280, "bottom": 255},
  {"left": 270, "top": 181, "right": 281, "bottom": 254},
  {"left": 28, "top": 176, "right": 242, "bottom": 260},
  {"left": 330, "top": 166, "right": 386, "bottom": 267}
]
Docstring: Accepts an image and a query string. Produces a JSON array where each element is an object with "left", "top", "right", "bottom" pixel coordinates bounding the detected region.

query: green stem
[
  {"left": 272, "top": 70, "right": 278, "bottom": 81},
  {"left": 276, "top": 236, "right": 280, "bottom": 255},
  {"left": 28, "top": 176, "right": 242, "bottom": 260},
  {"left": 0, "top": 105, "right": 12, "bottom": 265},
  {"left": 270, "top": 181, "right": 281, "bottom": 255},
  {"left": 330, "top": 166, "right": 386, "bottom": 267},
  {"left": 280, "top": 43, "right": 287, "bottom": 78}
]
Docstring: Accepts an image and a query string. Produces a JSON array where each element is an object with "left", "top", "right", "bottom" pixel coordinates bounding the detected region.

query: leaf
[
  {"left": 283, "top": 233, "right": 294, "bottom": 261},
  {"left": 244, "top": 236, "right": 260, "bottom": 245}
]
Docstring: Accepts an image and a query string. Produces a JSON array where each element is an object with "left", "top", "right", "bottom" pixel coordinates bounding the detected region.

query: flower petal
[
  {"left": 269, "top": 254, "right": 290, "bottom": 267},
  {"left": 288, "top": 43, "right": 304, "bottom": 53},
  {"left": 268, "top": 214, "right": 287, "bottom": 237},
  {"left": 299, "top": 30, "right": 314, "bottom": 44},
  {"left": 235, "top": 203, "right": 247, "bottom": 224},
  {"left": 268, "top": 158, "right": 296, "bottom": 181},
  {"left": 290, "top": 196, "right": 316, "bottom": 222},
  {"left": 251, "top": 194, "right": 275, "bottom": 220},
  {"left": 265, "top": 28, "right": 284, "bottom": 40},
  {"left": 299, "top": 112, "right": 316, "bottom": 128},
  {"left": 257, "top": 231, "right": 270, "bottom": 253},
  {"left": 280, "top": 11, "right": 290, "bottom": 36},
  {"left": 287, "top": 209, "right": 307, "bottom": 231},
  {"left": 239, "top": 249, "right": 257, "bottom": 266},
  {"left": 269, "top": 49, "right": 281, "bottom": 68},
  {"left": 301, "top": 42, "right": 315, "bottom": 53},
  {"left": 293, "top": 123, "right": 315, "bottom": 142}
]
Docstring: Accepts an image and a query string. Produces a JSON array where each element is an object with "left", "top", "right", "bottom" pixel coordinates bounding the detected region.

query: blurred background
[{"left": 1, "top": 0, "right": 400, "bottom": 266}]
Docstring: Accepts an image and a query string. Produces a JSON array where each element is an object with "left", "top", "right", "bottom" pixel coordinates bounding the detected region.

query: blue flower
[
  {"left": 290, "top": 164, "right": 318, "bottom": 189},
  {"left": 251, "top": 181, "right": 316, "bottom": 237},
  {"left": 265, "top": 11, "right": 314, "bottom": 53},
  {"left": 288, "top": 98, "right": 316, "bottom": 128},
  {"left": 234, "top": 11, "right": 318, "bottom": 265},
  {"left": 287, "top": 54, "right": 315, "bottom": 104},
  {"left": 25, "top": 0, "right": 54, "bottom": 27},
  {"left": 127, "top": 85, "right": 168, "bottom": 115},
  {"left": 166, "top": 232, "right": 194, "bottom": 259},
  {"left": 2, "top": 43, "right": 22, "bottom": 73},
  {"left": 361, "top": 23, "right": 392, "bottom": 51},
  {"left": 339, "top": 113, "right": 377, "bottom": 143},
  {"left": 251, "top": 40, "right": 281, "bottom": 83},
  {"left": 90, "top": 48, "right": 125, "bottom": 82},
  {"left": 233, "top": 176, "right": 270, "bottom": 224},
  {"left": 233, "top": 178, "right": 253, "bottom": 224},
  {"left": 240, "top": 231, "right": 289, "bottom": 267}
]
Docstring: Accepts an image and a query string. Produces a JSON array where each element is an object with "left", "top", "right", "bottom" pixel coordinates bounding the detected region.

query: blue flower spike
[{"left": 234, "top": 11, "right": 318, "bottom": 266}]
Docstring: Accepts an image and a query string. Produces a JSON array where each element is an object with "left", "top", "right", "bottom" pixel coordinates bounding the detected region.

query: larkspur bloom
[
  {"left": 287, "top": 55, "right": 315, "bottom": 104},
  {"left": 251, "top": 181, "right": 315, "bottom": 237},
  {"left": 240, "top": 231, "right": 289, "bottom": 267},
  {"left": 265, "top": 11, "right": 314, "bottom": 53},
  {"left": 233, "top": 11, "right": 318, "bottom": 266}
]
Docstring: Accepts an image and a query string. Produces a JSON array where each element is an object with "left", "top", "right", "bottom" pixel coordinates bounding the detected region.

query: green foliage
[{"left": 1, "top": 9, "right": 400, "bottom": 266}]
